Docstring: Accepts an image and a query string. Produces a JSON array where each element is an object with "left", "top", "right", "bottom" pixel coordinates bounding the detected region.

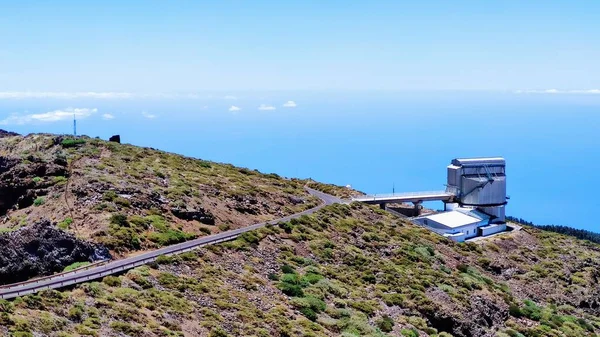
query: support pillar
[
  {"left": 379, "top": 203, "right": 386, "bottom": 210},
  {"left": 412, "top": 201, "right": 423, "bottom": 216}
]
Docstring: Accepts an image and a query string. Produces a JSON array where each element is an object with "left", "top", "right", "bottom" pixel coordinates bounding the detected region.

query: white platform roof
[{"left": 423, "top": 208, "right": 488, "bottom": 229}]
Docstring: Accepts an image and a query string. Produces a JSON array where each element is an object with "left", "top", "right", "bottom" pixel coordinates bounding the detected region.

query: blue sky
[
  {"left": 1, "top": 2, "right": 600, "bottom": 230},
  {"left": 1, "top": 1, "right": 599, "bottom": 92}
]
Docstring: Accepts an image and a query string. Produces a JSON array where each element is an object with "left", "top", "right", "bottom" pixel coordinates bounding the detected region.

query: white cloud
[
  {"left": 258, "top": 104, "right": 276, "bottom": 111},
  {"left": 102, "top": 113, "right": 115, "bottom": 120},
  {"left": 282, "top": 100, "right": 297, "bottom": 108},
  {"left": 0, "top": 91, "right": 134, "bottom": 99},
  {"left": 515, "top": 89, "right": 600, "bottom": 95},
  {"left": 229, "top": 105, "right": 241, "bottom": 112},
  {"left": 0, "top": 107, "right": 97, "bottom": 125},
  {"left": 141, "top": 111, "right": 157, "bottom": 119},
  {"left": 224, "top": 95, "right": 237, "bottom": 100}
]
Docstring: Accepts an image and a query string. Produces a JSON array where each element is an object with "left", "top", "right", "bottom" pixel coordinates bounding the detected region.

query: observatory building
[
  {"left": 352, "top": 157, "right": 508, "bottom": 242},
  {"left": 414, "top": 157, "right": 508, "bottom": 241}
]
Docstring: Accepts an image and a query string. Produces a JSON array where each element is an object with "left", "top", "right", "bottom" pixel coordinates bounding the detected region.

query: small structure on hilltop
[
  {"left": 353, "top": 157, "right": 508, "bottom": 242},
  {"left": 109, "top": 135, "right": 121, "bottom": 143}
]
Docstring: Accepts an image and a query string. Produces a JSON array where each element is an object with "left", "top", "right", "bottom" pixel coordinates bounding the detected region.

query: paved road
[{"left": 0, "top": 188, "right": 340, "bottom": 300}]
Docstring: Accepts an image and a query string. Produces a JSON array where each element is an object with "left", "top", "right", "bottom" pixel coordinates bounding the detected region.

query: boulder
[{"left": 171, "top": 207, "right": 215, "bottom": 225}]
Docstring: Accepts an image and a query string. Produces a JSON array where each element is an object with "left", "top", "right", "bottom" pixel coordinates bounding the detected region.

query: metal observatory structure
[{"left": 445, "top": 157, "right": 507, "bottom": 224}]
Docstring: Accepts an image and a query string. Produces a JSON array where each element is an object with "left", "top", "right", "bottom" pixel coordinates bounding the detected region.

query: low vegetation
[
  {"left": 0, "top": 133, "right": 320, "bottom": 258},
  {"left": 1, "top": 202, "right": 599, "bottom": 336},
  {"left": 508, "top": 216, "right": 600, "bottom": 244}
]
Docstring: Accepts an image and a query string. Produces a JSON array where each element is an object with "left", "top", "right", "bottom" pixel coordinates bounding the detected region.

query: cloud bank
[
  {"left": 0, "top": 92, "right": 134, "bottom": 99},
  {"left": 283, "top": 100, "right": 297, "bottom": 108},
  {"left": 258, "top": 104, "right": 276, "bottom": 111},
  {"left": 515, "top": 89, "right": 600, "bottom": 94},
  {"left": 0, "top": 91, "right": 218, "bottom": 100},
  {"left": 229, "top": 105, "right": 241, "bottom": 112},
  {"left": 0, "top": 108, "right": 97, "bottom": 125}
]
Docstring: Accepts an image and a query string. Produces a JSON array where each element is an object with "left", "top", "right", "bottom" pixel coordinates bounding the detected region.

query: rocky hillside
[
  {"left": 1, "top": 203, "right": 599, "bottom": 336},
  {"left": 1, "top": 131, "right": 599, "bottom": 337},
  {"left": 0, "top": 132, "right": 320, "bottom": 259},
  {"left": 0, "top": 220, "right": 110, "bottom": 284}
]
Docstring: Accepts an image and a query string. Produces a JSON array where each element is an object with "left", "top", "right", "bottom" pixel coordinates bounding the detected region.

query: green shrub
[
  {"left": 208, "top": 327, "right": 229, "bottom": 337},
  {"left": 457, "top": 263, "right": 470, "bottom": 273},
  {"left": 278, "top": 283, "right": 304, "bottom": 297},
  {"left": 110, "top": 213, "right": 128, "bottom": 226},
  {"left": 0, "top": 299, "right": 13, "bottom": 313},
  {"left": 281, "top": 264, "right": 296, "bottom": 274},
  {"left": 377, "top": 315, "right": 394, "bottom": 332},
  {"left": 103, "top": 215, "right": 142, "bottom": 250},
  {"left": 103, "top": 191, "right": 117, "bottom": 201},
  {"left": 509, "top": 304, "right": 522, "bottom": 317},
  {"left": 68, "top": 304, "right": 85, "bottom": 321},
  {"left": 401, "top": 329, "right": 419, "bottom": 337},
  {"left": 521, "top": 300, "right": 542, "bottom": 321},
  {"left": 58, "top": 217, "right": 73, "bottom": 230},
  {"left": 32, "top": 177, "right": 42, "bottom": 183},
  {"left": 147, "top": 230, "right": 195, "bottom": 246},
  {"left": 382, "top": 293, "right": 406, "bottom": 306},
  {"left": 239, "top": 231, "right": 260, "bottom": 245},
  {"left": 279, "top": 221, "right": 294, "bottom": 234},
  {"left": 61, "top": 138, "right": 86, "bottom": 148},
  {"left": 53, "top": 176, "right": 68, "bottom": 185},
  {"left": 33, "top": 197, "right": 45, "bottom": 206},
  {"left": 103, "top": 276, "right": 121, "bottom": 287},
  {"left": 63, "top": 261, "right": 90, "bottom": 272},
  {"left": 114, "top": 197, "right": 131, "bottom": 208},
  {"left": 302, "top": 273, "right": 325, "bottom": 285},
  {"left": 127, "top": 216, "right": 150, "bottom": 230},
  {"left": 348, "top": 300, "right": 379, "bottom": 316},
  {"left": 299, "top": 307, "right": 317, "bottom": 321},
  {"left": 156, "top": 255, "right": 175, "bottom": 265}
]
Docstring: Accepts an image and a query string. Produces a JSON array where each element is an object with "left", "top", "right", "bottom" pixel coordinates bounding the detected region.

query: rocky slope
[
  {"left": 1, "top": 203, "right": 599, "bottom": 337},
  {"left": 0, "top": 131, "right": 599, "bottom": 337},
  {"left": 0, "top": 132, "right": 320, "bottom": 259},
  {"left": 0, "top": 220, "right": 110, "bottom": 284}
]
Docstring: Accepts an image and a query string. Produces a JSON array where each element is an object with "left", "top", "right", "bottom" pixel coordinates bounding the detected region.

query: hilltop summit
[{"left": 0, "top": 132, "right": 320, "bottom": 256}]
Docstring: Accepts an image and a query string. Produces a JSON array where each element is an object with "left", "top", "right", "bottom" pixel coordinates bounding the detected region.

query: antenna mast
[{"left": 73, "top": 113, "right": 77, "bottom": 136}]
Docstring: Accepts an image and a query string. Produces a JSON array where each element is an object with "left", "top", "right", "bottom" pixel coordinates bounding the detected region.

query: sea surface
[{"left": 1, "top": 91, "right": 599, "bottom": 231}]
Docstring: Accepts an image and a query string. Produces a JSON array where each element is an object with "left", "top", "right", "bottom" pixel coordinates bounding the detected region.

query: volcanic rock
[{"left": 0, "top": 219, "right": 111, "bottom": 284}]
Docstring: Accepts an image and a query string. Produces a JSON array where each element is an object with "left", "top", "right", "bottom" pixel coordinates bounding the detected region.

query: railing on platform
[{"left": 352, "top": 190, "right": 454, "bottom": 201}]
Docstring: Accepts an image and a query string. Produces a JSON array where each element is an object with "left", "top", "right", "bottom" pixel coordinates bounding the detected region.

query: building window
[
  {"left": 424, "top": 220, "right": 428, "bottom": 225},
  {"left": 467, "top": 230, "right": 469, "bottom": 234}
]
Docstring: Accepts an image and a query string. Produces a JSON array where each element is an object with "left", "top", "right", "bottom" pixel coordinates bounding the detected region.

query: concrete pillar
[
  {"left": 412, "top": 201, "right": 423, "bottom": 216},
  {"left": 379, "top": 203, "right": 386, "bottom": 210}
]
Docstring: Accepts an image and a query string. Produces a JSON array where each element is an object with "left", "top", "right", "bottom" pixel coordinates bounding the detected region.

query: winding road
[{"left": 0, "top": 188, "right": 341, "bottom": 300}]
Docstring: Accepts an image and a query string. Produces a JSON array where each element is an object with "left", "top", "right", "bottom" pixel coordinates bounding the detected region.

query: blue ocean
[{"left": 1, "top": 91, "right": 599, "bottom": 231}]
